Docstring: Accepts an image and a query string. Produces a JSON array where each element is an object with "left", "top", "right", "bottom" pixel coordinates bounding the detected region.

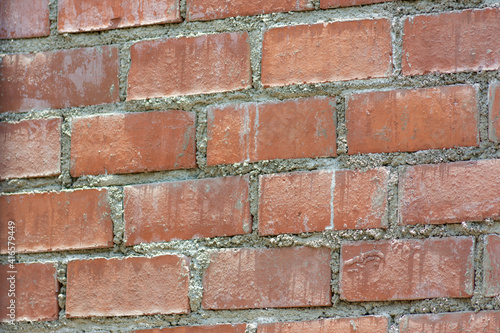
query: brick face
[
  {"left": 402, "top": 8, "right": 500, "bottom": 76},
  {"left": 320, "top": 0, "right": 394, "bottom": 8},
  {"left": 399, "top": 159, "right": 500, "bottom": 225},
  {"left": 261, "top": 19, "right": 392, "bottom": 87},
  {"left": 340, "top": 237, "right": 474, "bottom": 301},
  {"left": 484, "top": 235, "right": 500, "bottom": 297},
  {"left": 124, "top": 176, "right": 251, "bottom": 245},
  {"left": 202, "top": 247, "right": 332, "bottom": 309},
  {"left": 133, "top": 324, "right": 247, "bottom": 333},
  {"left": 0, "top": 0, "right": 50, "bottom": 39},
  {"left": 58, "top": 0, "right": 182, "bottom": 33},
  {"left": 489, "top": 82, "right": 500, "bottom": 142},
  {"left": 127, "top": 32, "right": 251, "bottom": 100},
  {"left": 400, "top": 311, "right": 500, "bottom": 333},
  {"left": 0, "top": 189, "right": 113, "bottom": 254},
  {"left": 346, "top": 85, "right": 479, "bottom": 154},
  {"left": 258, "top": 316, "right": 389, "bottom": 333},
  {"left": 70, "top": 110, "right": 196, "bottom": 177},
  {"left": 66, "top": 255, "right": 190, "bottom": 318}
]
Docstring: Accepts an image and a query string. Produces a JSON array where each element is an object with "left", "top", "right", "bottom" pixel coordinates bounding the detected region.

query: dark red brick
[
  {"left": 0, "top": 0, "right": 50, "bottom": 39},
  {"left": 400, "top": 311, "right": 500, "bottom": 333},
  {"left": 258, "top": 316, "right": 389, "bottom": 333}
]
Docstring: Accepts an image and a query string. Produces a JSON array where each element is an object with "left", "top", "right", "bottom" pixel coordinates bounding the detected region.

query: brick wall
[{"left": 1, "top": 0, "right": 499, "bottom": 332}]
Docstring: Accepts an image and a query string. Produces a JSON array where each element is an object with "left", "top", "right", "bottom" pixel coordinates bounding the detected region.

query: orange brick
[
  {"left": 320, "top": 0, "right": 394, "bottom": 8},
  {"left": 124, "top": 176, "right": 251, "bottom": 245},
  {"left": 58, "top": 0, "right": 181, "bottom": 33},
  {"left": 0, "top": 189, "right": 113, "bottom": 254},
  {"left": 133, "top": 324, "right": 247, "bottom": 333},
  {"left": 66, "top": 255, "right": 190, "bottom": 317},
  {"left": 341, "top": 237, "right": 474, "bottom": 301},
  {"left": 0, "top": 0, "right": 49, "bottom": 39},
  {"left": 202, "top": 247, "right": 332, "bottom": 309},
  {"left": 261, "top": 19, "right": 392, "bottom": 87},
  {"left": 0, "top": 118, "right": 61, "bottom": 180},
  {"left": 0, "top": 263, "right": 59, "bottom": 322},
  {"left": 127, "top": 32, "right": 251, "bottom": 100},
  {"left": 258, "top": 316, "right": 389, "bottom": 333},
  {"left": 400, "top": 311, "right": 500, "bottom": 333},
  {"left": 346, "top": 85, "right": 479, "bottom": 154},
  {"left": 489, "top": 82, "right": 500, "bottom": 142},
  {"left": 0, "top": 46, "right": 119, "bottom": 113},
  {"left": 402, "top": 8, "right": 500, "bottom": 76},
  {"left": 70, "top": 110, "right": 196, "bottom": 177},
  {"left": 399, "top": 159, "right": 500, "bottom": 225},
  {"left": 207, "top": 97, "right": 336, "bottom": 165},
  {"left": 484, "top": 235, "right": 500, "bottom": 297}
]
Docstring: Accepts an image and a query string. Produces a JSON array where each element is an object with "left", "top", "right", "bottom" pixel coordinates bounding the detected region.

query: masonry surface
[{"left": 0, "top": 0, "right": 500, "bottom": 332}]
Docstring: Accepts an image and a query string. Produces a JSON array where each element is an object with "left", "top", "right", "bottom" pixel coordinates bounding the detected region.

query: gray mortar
[{"left": 2, "top": 0, "right": 500, "bottom": 332}]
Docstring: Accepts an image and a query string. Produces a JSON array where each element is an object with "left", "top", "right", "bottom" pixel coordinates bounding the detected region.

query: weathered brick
[
  {"left": 258, "top": 316, "right": 389, "bottom": 333},
  {"left": 402, "top": 8, "right": 500, "bottom": 76},
  {"left": 186, "top": 0, "right": 313, "bottom": 21},
  {"left": 0, "top": 0, "right": 50, "bottom": 39},
  {"left": 66, "top": 255, "right": 190, "bottom": 317},
  {"left": 124, "top": 176, "right": 251, "bottom": 245},
  {"left": 399, "top": 159, "right": 500, "bottom": 225},
  {"left": 127, "top": 32, "right": 251, "bottom": 100},
  {"left": 400, "top": 311, "right": 500, "bottom": 333},
  {"left": 0, "top": 189, "right": 113, "bottom": 254},
  {"left": 202, "top": 247, "right": 332, "bottom": 309},
  {"left": 0, "top": 263, "right": 59, "bottom": 322},
  {"left": 320, "top": 0, "right": 394, "bottom": 8},
  {"left": 258, "top": 168, "right": 389, "bottom": 235},
  {"left": 133, "top": 324, "right": 247, "bottom": 333},
  {"left": 484, "top": 235, "right": 500, "bottom": 297},
  {"left": 489, "top": 82, "right": 500, "bottom": 142},
  {"left": 347, "top": 85, "right": 478, "bottom": 154},
  {"left": 70, "top": 110, "right": 196, "bottom": 177},
  {"left": 0, "top": 118, "right": 61, "bottom": 180},
  {"left": 261, "top": 19, "right": 392, "bottom": 87},
  {"left": 0, "top": 46, "right": 119, "bottom": 113},
  {"left": 207, "top": 97, "right": 336, "bottom": 165},
  {"left": 340, "top": 237, "right": 474, "bottom": 301},
  {"left": 58, "top": 0, "right": 181, "bottom": 33}
]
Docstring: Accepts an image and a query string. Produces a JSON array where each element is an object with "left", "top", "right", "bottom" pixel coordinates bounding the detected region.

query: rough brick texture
[
  {"left": 207, "top": 97, "right": 336, "bottom": 165},
  {"left": 340, "top": 237, "right": 474, "bottom": 301},
  {"left": 186, "top": 0, "right": 313, "bottom": 21},
  {"left": 58, "top": 0, "right": 181, "bottom": 33},
  {"left": 0, "top": 189, "right": 113, "bottom": 254},
  {"left": 66, "top": 255, "right": 190, "bottom": 318},
  {"left": 127, "top": 32, "right": 251, "bottom": 100},
  {"left": 0, "top": 0, "right": 50, "bottom": 39},
  {"left": 134, "top": 324, "right": 247, "bottom": 333},
  {"left": 0, "top": 46, "right": 119, "bottom": 113},
  {"left": 0, "top": 118, "right": 61, "bottom": 180},
  {"left": 202, "top": 247, "right": 332, "bottom": 309},
  {"left": 484, "top": 235, "right": 500, "bottom": 297},
  {"left": 70, "top": 110, "right": 196, "bottom": 177},
  {"left": 399, "top": 159, "right": 500, "bottom": 225},
  {"left": 258, "top": 168, "right": 389, "bottom": 235},
  {"left": 124, "top": 176, "right": 251, "bottom": 245},
  {"left": 346, "top": 85, "right": 479, "bottom": 154},
  {"left": 489, "top": 82, "right": 500, "bottom": 142},
  {"left": 320, "top": 0, "right": 394, "bottom": 8},
  {"left": 261, "top": 19, "right": 392, "bottom": 87},
  {"left": 400, "top": 311, "right": 500, "bottom": 333},
  {"left": 0, "top": 263, "right": 59, "bottom": 322},
  {"left": 402, "top": 8, "right": 500, "bottom": 76},
  {"left": 258, "top": 316, "right": 388, "bottom": 333}
]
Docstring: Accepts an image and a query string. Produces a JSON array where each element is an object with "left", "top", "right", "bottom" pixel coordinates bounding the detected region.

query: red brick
[
  {"left": 70, "top": 110, "right": 196, "bottom": 177},
  {"left": 258, "top": 316, "right": 389, "bottom": 333},
  {"left": 66, "top": 255, "right": 190, "bottom": 317},
  {"left": 0, "top": 46, "right": 119, "bottom": 113},
  {"left": 400, "top": 311, "right": 500, "bottom": 333},
  {"left": 0, "top": 118, "right": 61, "bottom": 180},
  {"left": 489, "top": 82, "right": 500, "bottom": 142},
  {"left": 202, "top": 247, "right": 332, "bottom": 309},
  {"left": 133, "top": 324, "right": 247, "bottom": 333},
  {"left": 346, "top": 85, "right": 479, "bottom": 154},
  {"left": 258, "top": 168, "right": 389, "bottom": 235},
  {"left": 58, "top": 0, "right": 181, "bottom": 33},
  {"left": 127, "top": 32, "right": 251, "bottom": 100},
  {"left": 0, "top": 263, "right": 59, "bottom": 322},
  {"left": 340, "top": 237, "right": 474, "bottom": 301},
  {"left": 0, "top": 0, "right": 49, "bottom": 39},
  {"left": 484, "top": 235, "right": 500, "bottom": 297},
  {"left": 207, "top": 97, "right": 336, "bottom": 165},
  {"left": 0, "top": 189, "right": 113, "bottom": 254},
  {"left": 124, "top": 176, "right": 251, "bottom": 245},
  {"left": 261, "top": 19, "right": 392, "bottom": 87},
  {"left": 402, "top": 8, "right": 500, "bottom": 76},
  {"left": 399, "top": 159, "right": 500, "bottom": 225},
  {"left": 321, "top": 0, "right": 394, "bottom": 8},
  {"left": 186, "top": 0, "right": 313, "bottom": 21}
]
